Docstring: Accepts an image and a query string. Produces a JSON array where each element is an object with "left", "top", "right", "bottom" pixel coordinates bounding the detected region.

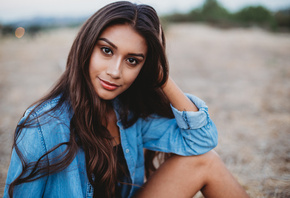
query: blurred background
[{"left": 0, "top": 0, "right": 289, "bottom": 197}]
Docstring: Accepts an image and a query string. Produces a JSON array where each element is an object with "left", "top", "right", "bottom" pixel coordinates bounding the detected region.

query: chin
[
  {"left": 97, "top": 92, "right": 118, "bottom": 101},
  {"left": 98, "top": 95, "right": 115, "bottom": 101},
  {"left": 101, "top": 97, "right": 116, "bottom": 101}
]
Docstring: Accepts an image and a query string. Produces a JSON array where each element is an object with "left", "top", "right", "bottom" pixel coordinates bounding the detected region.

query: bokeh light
[{"left": 15, "top": 27, "right": 25, "bottom": 38}]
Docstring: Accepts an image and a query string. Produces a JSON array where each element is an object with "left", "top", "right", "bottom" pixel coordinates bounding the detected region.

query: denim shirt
[{"left": 4, "top": 94, "right": 218, "bottom": 198}]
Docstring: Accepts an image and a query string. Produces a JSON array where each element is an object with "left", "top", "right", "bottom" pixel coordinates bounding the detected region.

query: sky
[{"left": 1, "top": 0, "right": 290, "bottom": 23}]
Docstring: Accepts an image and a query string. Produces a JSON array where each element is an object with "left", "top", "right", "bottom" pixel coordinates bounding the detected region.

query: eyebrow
[
  {"left": 99, "top": 38, "right": 117, "bottom": 49},
  {"left": 128, "top": 53, "right": 145, "bottom": 59},
  {"left": 98, "top": 38, "right": 145, "bottom": 59}
]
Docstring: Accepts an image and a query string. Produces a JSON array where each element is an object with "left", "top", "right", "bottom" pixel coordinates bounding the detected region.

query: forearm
[{"left": 162, "top": 77, "right": 198, "bottom": 112}]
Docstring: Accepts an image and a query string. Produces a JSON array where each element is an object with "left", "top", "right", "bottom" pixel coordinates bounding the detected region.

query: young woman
[{"left": 4, "top": 1, "right": 249, "bottom": 198}]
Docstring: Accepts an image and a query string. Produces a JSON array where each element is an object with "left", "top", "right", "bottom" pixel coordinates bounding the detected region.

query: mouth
[{"left": 98, "top": 77, "right": 120, "bottom": 91}]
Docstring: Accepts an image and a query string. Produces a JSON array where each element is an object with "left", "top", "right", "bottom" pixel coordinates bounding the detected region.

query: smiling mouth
[{"left": 98, "top": 77, "right": 120, "bottom": 91}]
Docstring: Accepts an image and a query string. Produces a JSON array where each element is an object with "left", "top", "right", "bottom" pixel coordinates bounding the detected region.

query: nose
[{"left": 106, "top": 57, "right": 122, "bottom": 79}]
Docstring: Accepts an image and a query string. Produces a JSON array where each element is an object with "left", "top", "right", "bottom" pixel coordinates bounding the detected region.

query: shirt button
[{"left": 125, "top": 149, "right": 129, "bottom": 153}]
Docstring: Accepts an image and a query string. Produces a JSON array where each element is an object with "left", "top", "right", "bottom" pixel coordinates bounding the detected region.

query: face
[{"left": 89, "top": 24, "right": 147, "bottom": 100}]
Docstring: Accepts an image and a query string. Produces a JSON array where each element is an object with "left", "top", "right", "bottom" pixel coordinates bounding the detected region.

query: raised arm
[{"left": 162, "top": 77, "right": 198, "bottom": 112}]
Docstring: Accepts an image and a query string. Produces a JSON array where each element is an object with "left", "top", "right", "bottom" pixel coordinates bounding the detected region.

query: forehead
[{"left": 99, "top": 24, "right": 147, "bottom": 54}]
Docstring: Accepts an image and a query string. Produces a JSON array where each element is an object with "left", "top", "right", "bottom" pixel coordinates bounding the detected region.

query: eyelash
[
  {"left": 127, "top": 58, "right": 139, "bottom": 66},
  {"left": 101, "top": 47, "right": 112, "bottom": 55},
  {"left": 100, "top": 47, "right": 139, "bottom": 66}
]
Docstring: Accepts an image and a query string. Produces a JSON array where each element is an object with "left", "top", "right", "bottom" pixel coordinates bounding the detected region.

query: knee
[
  {"left": 170, "top": 150, "right": 221, "bottom": 171},
  {"left": 195, "top": 150, "right": 222, "bottom": 169},
  {"left": 197, "top": 150, "right": 221, "bottom": 167}
]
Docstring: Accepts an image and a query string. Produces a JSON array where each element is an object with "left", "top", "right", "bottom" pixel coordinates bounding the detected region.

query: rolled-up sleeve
[
  {"left": 171, "top": 94, "right": 209, "bottom": 129},
  {"left": 142, "top": 94, "right": 218, "bottom": 155}
]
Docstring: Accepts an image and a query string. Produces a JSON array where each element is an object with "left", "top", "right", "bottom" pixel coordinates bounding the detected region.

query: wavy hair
[{"left": 8, "top": 1, "right": 173, "bottom": 197}]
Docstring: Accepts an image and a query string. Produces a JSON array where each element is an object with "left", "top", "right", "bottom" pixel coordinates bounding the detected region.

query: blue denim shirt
[{"left": 4, "top": 94, "right": 218, "bottom": 198}]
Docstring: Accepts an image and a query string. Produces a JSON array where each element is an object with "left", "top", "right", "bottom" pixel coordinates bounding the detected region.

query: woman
[{"left": 4, "top": 1, "right": 249, "bottom": 198}]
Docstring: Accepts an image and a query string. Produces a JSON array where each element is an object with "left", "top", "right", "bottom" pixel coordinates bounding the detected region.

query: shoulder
[
  {"left": 23, "top": 96, "right": 72, "bottom": 123},
  {"left": 8, "top": 97, "right": 73, "bottom": 179},
  {"left": 17, "top": 96, "right": 73, "bottom": 154}
]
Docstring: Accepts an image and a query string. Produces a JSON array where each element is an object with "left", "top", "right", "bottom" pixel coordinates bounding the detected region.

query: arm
[
  {"left": 142, "top": 67, "right": 217, "bottom": 155},
  {"left": 159, "top": 23, "right": 198, "bottom": 112},
  {"left": 142, "top": 26, "right": 217, "bottom": 155},
  {"left": 162, "top": 76, "right": 198, "bottom": 112},
  {"left": 142, "top": 93, "right": 218, "bottom": 155}
]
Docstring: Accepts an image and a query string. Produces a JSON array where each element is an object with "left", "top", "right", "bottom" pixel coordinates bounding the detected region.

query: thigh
[
  {"left": 134, "top": 152, "right": 212, "bottom": 198},
  {"left": 134, "top": 151, "right": 249, "bottom": 198}
]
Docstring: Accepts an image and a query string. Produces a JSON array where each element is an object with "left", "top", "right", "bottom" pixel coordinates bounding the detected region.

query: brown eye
[
  {"left": 127, "top": 58, "right": 138, "bottom": 65},
  {"left": 101, "top": 47, "right": 112, "bottom": 55}
]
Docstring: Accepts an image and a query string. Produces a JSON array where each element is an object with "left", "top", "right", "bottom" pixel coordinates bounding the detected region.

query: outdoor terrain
[{"left": 0, "top": 23, "right": 289, "bottom": 197}]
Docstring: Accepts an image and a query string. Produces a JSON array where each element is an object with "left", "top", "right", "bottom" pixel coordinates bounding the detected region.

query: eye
[
  {"left": 101, "top": 47, "right": 112, "bottom": 55},
  {"left": 127, "top": 57, "right": 139, "bottom": 66}
]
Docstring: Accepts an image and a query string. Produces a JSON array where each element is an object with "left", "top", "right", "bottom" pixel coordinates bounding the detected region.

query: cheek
[{"left": 89, "top": 54, "right": 104, "bottom": 75}]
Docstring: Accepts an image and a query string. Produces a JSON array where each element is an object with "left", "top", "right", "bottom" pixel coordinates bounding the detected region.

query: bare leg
[{"left": 135, "top": 150, "right": 249, "bottom": 198}]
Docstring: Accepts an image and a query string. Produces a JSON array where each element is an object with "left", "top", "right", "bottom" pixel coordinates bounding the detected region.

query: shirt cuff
[{"left": 170, "top": 93, "right": 209, "bottom": 129}]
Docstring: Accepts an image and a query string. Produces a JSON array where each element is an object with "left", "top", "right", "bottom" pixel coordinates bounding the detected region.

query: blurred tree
[
  {"left": 188, "top": 9, "right": 203, "bottom": 22},
  {"left": 162, "top": 13, "right": 192, "bottom": 22},
  {"left": 274, "top": 8, "right": 290, "bottom": 29},
  {"left": 1, "top": 25, "right": 15, "bottom": 36},
  {"left": 163, "top": 0, "right": 232, "bottom": 26},
  {"left": 26, "top": 25, "right": 41, "bottom": 37},
  {"left": 200, "top": 0, "right": 231, "bottom": 23},
  {"left": 161, "top": 0, "right": 287, "bottom": 31},
  {"left": 234, "top": 5, "right": 276, "bottom": 28}
]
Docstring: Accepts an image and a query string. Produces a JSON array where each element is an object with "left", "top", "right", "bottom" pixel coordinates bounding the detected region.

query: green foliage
[
  {"left": 162, "top": 0, "right": 290, "bottom": 31},
  {"left": 164, "top": 0, "right": 231, "bottom": 23},
  {"left": 188, "top": 9, "right": 204, "bottom": 22},
  {"left": 200, "top": 0, "right": 231, "bottom": 22},
  {"left": 233, "top": 5, "right": 277, "bottom": 29},
  {"left": 163, "top": 13, "right": 193, "bottom": 22},
  {"left": 235, "top": 6, "right": 274, "bottom": 24}
]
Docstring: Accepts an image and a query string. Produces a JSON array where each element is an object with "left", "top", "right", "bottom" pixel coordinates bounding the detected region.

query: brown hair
[{"left": 8, "top": 1, "right": 173, "bottom": 197}]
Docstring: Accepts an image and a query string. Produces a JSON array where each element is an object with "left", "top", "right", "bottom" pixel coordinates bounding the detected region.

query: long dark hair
[{"left": 8, "top": 1, "right": 173, "bottom": 197}]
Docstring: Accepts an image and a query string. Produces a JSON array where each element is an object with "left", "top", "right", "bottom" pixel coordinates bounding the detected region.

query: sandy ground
[{"left": 0, "top": 23, "right": 289, "bottom": 197}]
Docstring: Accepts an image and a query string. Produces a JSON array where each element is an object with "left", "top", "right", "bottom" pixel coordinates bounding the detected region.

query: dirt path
[{"left": 0, "top": 24, "right": 289, "bottom": 197}]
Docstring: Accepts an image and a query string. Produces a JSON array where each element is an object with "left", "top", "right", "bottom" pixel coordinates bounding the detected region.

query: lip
[{"left": 98, "top": 77, "right": 120, "bottom": 91}]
